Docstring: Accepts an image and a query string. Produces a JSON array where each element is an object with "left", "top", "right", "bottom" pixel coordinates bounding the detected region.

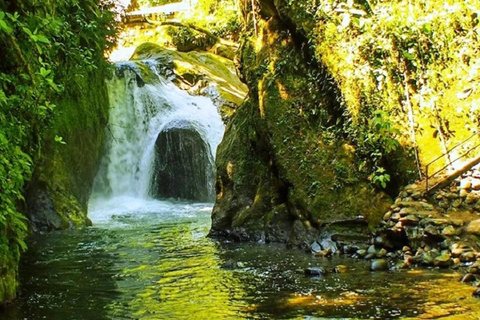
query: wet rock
[
  {"left": 411, "top": 192, "right": 423, "bottom": 200},
  {"left": 460, "top": 179, "right": 472, "bottom": 190},
  {"left": 471, "top": 178, "right": 480, "bottom": 190},
  {"left": 400, "top": 215, "right": 419, "bottom": 225},
  {"left": 383, "top": 211, "right": 393, "bottom": 221},
  {"left": 451, "top": 199, "right": 463, "bottom": 208},
  {"left": 305, "top": 267, "right": 326, "bottom": 277},
  {"left": 314, "top": 248, "right": 332, "bottom": 257},
  {"left": 310, "top": 241, "right": 322, "bottom": 254},
  {"left": 222, "top": 259, "right": 238, "bottom": 269},
  {"left": 465, "top": 193, "right": 479, "bottom": 204},
  {"left": 450, "top": 242, "right": 471, "bottom": 257},
  {"left": 433, "top": 252, "right": 453, "bottom": 268},
  {"left": 459, "top": 189, "right": 468, "bottom": 198},
  {"left": 333, "top": 265, "right": 349, "bottom": 273},
  {"left": 441, "top": 225, "right": 457, "bottom": 237},
  {"left": 342, "top": 245, "right": 359, "bottom": 255},
  {"left": 370, "top": 259, "right": 389, "bottom": 271},
  {"left": 466, "top": 219, "right": 480, "bottom": 235},
  {"left": 460, "top": 251, "right": 476, "bottom": 262},
  {"left": 420, "top": 252, "right": 434, "bottom": 266},
  {"left": 320, "top": 238, "right": 338, "bottom": 254},
  {"left": 472, "top": 288, "right": 480, "bottom": 298},
  {"left": 468, "top": 262, "right": 480, "bottom": 274},
  {"left": 377, "top": 248, "right": 388, "bottom": 258},
  {"left": 367, "top": 245, "right": 377, "bottom": 255},
  {"left": 151, "top": 124, "right": 214, "bottom": 201},
  {"left": 356, "top": 249, "right": 367, "bottom": 258}
]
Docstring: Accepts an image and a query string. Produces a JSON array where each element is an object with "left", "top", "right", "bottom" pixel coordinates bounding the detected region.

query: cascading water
[{"left": 89, "top": 60, "right": 224, "bottom": 218}]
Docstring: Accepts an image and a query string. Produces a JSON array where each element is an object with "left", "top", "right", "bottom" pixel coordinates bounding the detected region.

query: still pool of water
[{"left": 1, "top": 198, "right": 479, "bottom": 319}]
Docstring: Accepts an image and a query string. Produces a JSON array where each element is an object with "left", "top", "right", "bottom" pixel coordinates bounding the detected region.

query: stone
[
  {"left": 473, "top": 288, "right": 480, "bottom": 298},
  {"left": 465, "top": 192, "right": 479, "bottom": 204},
  {"left": 305, "top": 267, "right": 326, "bottom": 277},
  {"left": 452, "top": 199, "right": 463, "bottom": 208},
  {"left": 450, "top": 242, "right": 471, "bottom": 256},
  {"left": 356, "top": 249, "right": 367, "bottom": 258},
  {"left": 320, "top": 238, "right": 338, "bottom": 254},
  {"left": 377, "top": 248, "right": 388, "bottom": 258},
  {"left": 399, "top": 207, "right": 416, "bottom": 215},
  {"left": 370, "top": 259, "right": 389, "bottom": 271},
  {"left": 364, "top": 253, "right": 376, "bottom": 260},
  {"left": 400, "top": 215, "right": 419, "bottom": 225},
  {"left": 222, "top": 259, "right": 238, "bottom": 269},
  {"left": 466, "top": 219, "right": 480, "bottom": 235},
  {"left": 310, "top": 241, "right": 322, "bottom": 253},
  {"left": 446, "top": 192, "right": 459, "bottom": 200},
  {"left": 441, "top": 225, "right": 457, "bottom": 237},
  {"left": 383, "top": 211, "right": 393, "bottom": 221},
  {"left": 314, "top": 248, "right": 332, "bottom": 257},
  {"left": 460, "top": 179, "right": 472, "bottom": 190},
  {"left": 411, "top": 192, "right": 423, "bottom": 200},
  {"left": 471, "top": 178, "right": 480, "bottom": 190},
  {"left": 460, "top": 252, "right": 476, "bottom": 262},
  {"left": 468, "top": 263, "right": 480, "bottom": 274},
  {"left": 333, "top": 265, "right": 349, "bottom": 273},
  {"left": 367, "top": 245, "right": 377, "bottom": 254},
  {"left": 433, "top": 252, "right": 453, "bottom": 268},
  {"left": 420, "top": 252, "right": 434, "bottom": 266},
  {"left": 151, "top": 123, "right": 215, "bottom": 201}
]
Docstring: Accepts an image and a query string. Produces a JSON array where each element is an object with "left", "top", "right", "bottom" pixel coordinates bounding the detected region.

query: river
[{"left": 2, "top": 197, "right": 480, "bottom": 319}]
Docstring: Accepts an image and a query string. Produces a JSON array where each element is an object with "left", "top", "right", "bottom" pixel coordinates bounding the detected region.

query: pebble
[
  {"left": 460, "top": 273, "right": 476, "bottom": 283},
  {"left": 441, "top": 225, "right": 456, "bottom": 236},
  {"left": 370, "top": 259, "right": 389, "bottom": 271},
  {"left": 305, "top": 267, "right": 326, "bottom": 277},
  {"left": 333, "top": 265, "right": 348, "bottom": 273},
  {"left": 433, "top": 253, "right": 453, "bottom": 268},
  {"left": 310, "top": 241, "right": 322, "bottom": 253}
]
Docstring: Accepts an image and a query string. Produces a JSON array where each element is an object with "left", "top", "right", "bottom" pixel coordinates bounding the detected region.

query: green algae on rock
[
  {"left": 210, "top": 12, "right": 393, "bottom": 246},
  {"left": 130, "top": 42, "right": 247, "bottom": 121}
]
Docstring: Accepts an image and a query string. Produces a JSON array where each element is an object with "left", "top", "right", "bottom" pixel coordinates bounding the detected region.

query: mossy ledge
[{"left": 210, "top": 3, "right": 406, "bottom": 247}]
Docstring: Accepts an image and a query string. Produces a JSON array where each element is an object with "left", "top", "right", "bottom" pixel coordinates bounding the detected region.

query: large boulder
[{"left": 151, "top": 122, "right": 215, "bottom": 202}]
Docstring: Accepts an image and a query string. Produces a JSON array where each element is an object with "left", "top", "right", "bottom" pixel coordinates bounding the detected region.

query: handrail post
[{"left": 426, "top": 165, "right": 429, "bottom": 192}]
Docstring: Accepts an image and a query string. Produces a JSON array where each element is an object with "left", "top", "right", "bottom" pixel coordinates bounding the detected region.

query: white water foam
[{"left": 89, "top": 60, "right": 224, "bottom": 222}]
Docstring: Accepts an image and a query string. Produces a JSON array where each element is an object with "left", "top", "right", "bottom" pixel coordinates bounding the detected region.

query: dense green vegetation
[
  {"left": 0, "top": 0, "right": 115, "bottom": 303},
  {"left": 273, "top": 0, "right": 480, "bottom": 185}
]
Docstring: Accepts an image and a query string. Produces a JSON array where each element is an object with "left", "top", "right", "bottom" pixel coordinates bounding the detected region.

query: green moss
[
  {"left": 212, "top": 14, "right": 393, "bottom": 242},
  {"left": 132, "top": 43, "right": 247, "bottom": 106}
]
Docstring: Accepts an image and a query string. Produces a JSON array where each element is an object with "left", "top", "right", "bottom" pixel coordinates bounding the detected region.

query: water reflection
[{"left": 1, "top": 200, "right": 479, "bottom": 319}]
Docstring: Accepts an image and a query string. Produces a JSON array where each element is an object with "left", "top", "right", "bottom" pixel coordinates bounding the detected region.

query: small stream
[{"left": 2, "top": 198, "right": 480, "bottom": 319}]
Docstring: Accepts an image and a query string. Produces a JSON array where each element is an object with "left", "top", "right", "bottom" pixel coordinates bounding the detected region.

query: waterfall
[{"left": 90, "top": 60, "right": 224, "bottom": 206}]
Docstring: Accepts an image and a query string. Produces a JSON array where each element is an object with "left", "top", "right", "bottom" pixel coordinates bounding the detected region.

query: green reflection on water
[{"left": 1, "top": 202, "right": 479, "bottom": 320}]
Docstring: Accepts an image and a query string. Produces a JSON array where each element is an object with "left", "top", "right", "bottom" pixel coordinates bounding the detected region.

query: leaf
[
  {"left": 0, "top": 19, "right": 12, "bottom": 34},
  {"left": 39, "top": 67, "right": 51, "bottom": 78},
  {"left": 55, "top": 135, "right": 66, "bottom": 145},
  {"left": 36, "top": 35, "right": 50, "bottom": 44}
]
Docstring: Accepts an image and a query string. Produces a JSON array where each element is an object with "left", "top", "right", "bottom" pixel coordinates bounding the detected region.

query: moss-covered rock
[
  {"left": 25, "top": 70, "right": 109, "bottom": 232},
  {"left": 131, "top": 42, "right": 247, "bottom": 120},
  {"left": 211, "top": 9, "right": 393, "bottom": 245}
]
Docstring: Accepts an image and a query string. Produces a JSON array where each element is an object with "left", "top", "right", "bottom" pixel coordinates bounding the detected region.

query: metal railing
[{"left": 425, "top": 132, "right": 480, "bottom": 192}]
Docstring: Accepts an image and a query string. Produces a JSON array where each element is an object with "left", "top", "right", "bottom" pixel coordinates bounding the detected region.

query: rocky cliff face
[
  {"left": 210, "top": 1, "right": 400, "bottom": 247},
  {"left": 24, "top": 70, "right": 109, "bottom": 232}
]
